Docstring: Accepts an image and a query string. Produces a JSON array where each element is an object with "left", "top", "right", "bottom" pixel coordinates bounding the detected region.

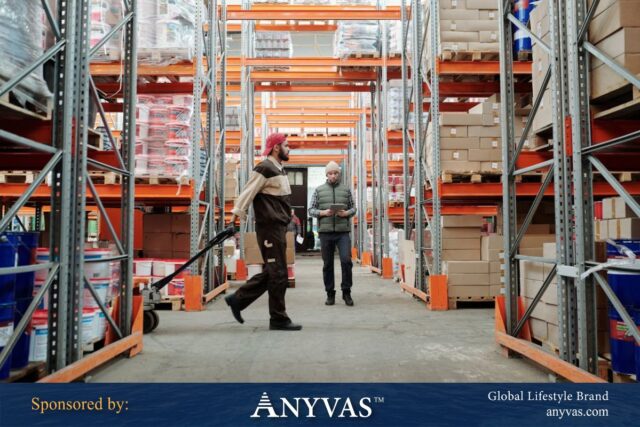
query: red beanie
[{"left": 262, "top": 133, "right": 287, "bottom": 156}]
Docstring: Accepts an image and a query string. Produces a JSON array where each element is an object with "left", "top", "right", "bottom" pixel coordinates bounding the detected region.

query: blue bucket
[
  {"left": 608, "top": 307, "right": 637, "bottom": 374},
  {"left": 608, "top": 267, "right": 640, "bottom": 309},
  {"left": 0, "top": 302, "right": 15, "bottom": 379},
  {"left": 0, "top": 239, "right": 17, "bottom": 305},
  {"left": 11, "top": 297, "right": 33, "bottom": 370},
  {"left": 513, "top": 0, "right": 536, "bottom": 54},
  {"left": 3, "top": 232, "right": 39, "bottom": 299}
]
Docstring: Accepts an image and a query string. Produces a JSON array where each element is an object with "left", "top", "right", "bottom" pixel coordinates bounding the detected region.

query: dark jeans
[
  {"left": 233, "top": 224, "right": 291, "bottom": 325},
  {"left": 319, "top": 232, "right": 353, "bottom": 293}
]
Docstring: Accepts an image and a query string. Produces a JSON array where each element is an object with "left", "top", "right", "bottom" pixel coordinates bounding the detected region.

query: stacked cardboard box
[
  {"left": 480, "top": 234, "right": 503, "bottom": 297},
  {"left": 530, "top": 0, "right": 553, "bottom": 133},
  {"left": 243, "top": 232, "right": 295, "bottom": 266},
  {"left": 596, "top": 196, "right": 640, "bottom": 240},
  {"left": 441, "top": 215, "right": 493, "bottom": 298},
  {"left": 425, "top": 0, "right": 499, "bottom": 62},
  {"left": 143, "top": 213, "right": 192, "bottom": 259},
  {"left": 588, "top": 0, "right": 640, "bottom": 103},
  {"left": 224, "top": 158, "right": 240, "bottom": 201},
  {"left": 426, "top": 96, "right": 530, "bottom": 175},
  {"left": 519, "top": 243, "right": 559, "bottom": 348}
]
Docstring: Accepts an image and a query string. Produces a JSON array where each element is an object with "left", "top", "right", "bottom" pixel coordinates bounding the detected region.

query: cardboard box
[
  {"left": 542, "top": 282, "right": 558, "bottom": 305},
  {"left": 244, "top": 248, "right": 264, "bottom": 265},
  {"left": 145, "top": 250, "right": 173, "bottom": 259},
  {"left": 590, "top": 28, "right": 640, "bottom": 70},
  {"left": 544, "top": 302, "right": 559, "bottom": 326},
  {"left": 524, "top": 297, "right": 547, "bottom": 320},
  {"left": 480, "top": 138, "right": 501, "bottom": 150},
  {"left": 468, "top": 42, "right": 500, "bottom": 51},
  {"left": 442, "top": 215, "right": 484, "bottom": 228},
  {"left": 441, "top": 20, "right": 499, "bottom": 32},
  {"left": 440, "top": 9, "right": 480, "bottom": 20},
  {"left": 442, "top": 249, "right": 482, "bottom": 261},
  {"left": 286, "top": 249, "right": 295, "bottom": 265},
  {"left": 479, "top": 30, "right": 499, "bottom": 43},
  {"left": 591, "top": 53, "right": 640, "bottom": 100},
  {"left": 527, "top": 224, "right": 552, "bottom": 234},
  {"left": 144, "top": 214, "right": 172, "bottom": 233},
  {"left": 171, "top": 214, "right": 191, "bottom": 234},
  {"left": 523, "top": 260, "right": 545, "bottom": 281},
  {"left": 520, "top": 234, "right": 556, "bottom": 248},
  {"left": 440, "top": 150, "right": 469, "bottom": 161},
  {"left": 521, "top": 277, "right": 543, "bottom": 299},
  {"left": 530, "top": 318, "right": 548, "bottom": 340},
  {"left": 481, "top": 234, "right": 503, "bottom": 260},
  {"left": 602, "top": 197, "right": 615, "bottom": 219},
  {"left": 440, "top": 113, "right": 484, "bottom": 126},
  {"left": 489, "top": 261, "right": 501, "bottom": 274},
  {"left": 479, "top": 10, "right": 498, "bottom": 20},
  {"left": 447, "top": 285, "right": 490, "bottom": 298},
  {"left": 143, "top": 232, "right": 172, "bottom": 250},
  {"left": 547, "top": 323, "right": 559, "bottom": 347},
  {"left": 442, "top": 238, "right": 481, "bottom": 250},
  {"left": 589, "top": 0, "right": 640, "bottom": 45},
  {"left": 468, "top": 125, "right": 502, "bottom": 138},
  {"left": 480, "top": 161, "right": 502, "bottom": 173},
  {"left": 448, "top": 273, "right": 490, "bottom": 286},
  {"left": 444, "top": 261, "right": 490, "bottom": 274},
  {"left": 614, "top": 196, "right": 640, "bottom": 218},
  {"left": 618, "top": 218, "right": 640, "bottom": 239},
  {"left": 172, "top": 233, "right": 190, "bottom": 252},
  {"left": 490, "top": 284, "right": 503, "bottom": 297},
  {"left": 489, "top": 273, "right": 502, "bottom": 286},
  {"left": 442, "top": 227, "right": 482, "bottom": 239},
  {"left": 436, "top": 126, "right": 469, "bottom": 138},
  {"left": 468, "top": 149, "right": 501, "bottom": 162},
  {"left": 466, "top": 0, "right": 499, "bottom": 8},
  {"left": 607, "top": 219, "right": 619, "bottom": 240},
  {"left": 440, "top": 137, "right": 481, "bottom": 150}
]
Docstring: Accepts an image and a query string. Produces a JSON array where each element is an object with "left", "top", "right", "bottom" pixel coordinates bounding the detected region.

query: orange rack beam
[{"left": 225, "top": 5, "right": 402, "bottom": 20}]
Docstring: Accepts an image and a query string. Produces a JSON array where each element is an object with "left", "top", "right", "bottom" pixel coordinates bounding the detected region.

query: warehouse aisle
[{"left": 89, "top": 257, "right": 548, "bottom": 382}]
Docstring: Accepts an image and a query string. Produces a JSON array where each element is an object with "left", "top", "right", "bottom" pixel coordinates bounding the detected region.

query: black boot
[
  {"left": 225, "top": 294, "right": 244, "bottom": 324},
  {"left": 343, "top": 291, "right": 354, "bottom": 306},
  {"left": 325, "top": 291, "right": 336, "bottom": 306}
]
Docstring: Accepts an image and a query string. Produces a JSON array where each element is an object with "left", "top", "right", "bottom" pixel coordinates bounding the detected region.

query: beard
[{"left": 278, "top": 150, "right": 289, "bottom": 162}]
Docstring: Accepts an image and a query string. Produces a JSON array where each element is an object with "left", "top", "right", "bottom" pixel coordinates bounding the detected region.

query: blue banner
[{"left": 0, "top": 383, "right": 638, "bottom": 426}]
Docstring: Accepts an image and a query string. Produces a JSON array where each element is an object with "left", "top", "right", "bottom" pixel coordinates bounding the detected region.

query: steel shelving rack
[
  {"left": 0, "top": 0, "right": 141, "bottom": 382},
  {"left": 498, "top": 0, "right": 640, "bottom": 380}
]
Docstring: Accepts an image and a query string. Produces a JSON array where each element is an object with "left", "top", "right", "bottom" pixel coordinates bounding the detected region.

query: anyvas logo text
[{"left": 251, "top": 392, "right": 375, "bottom": 418}]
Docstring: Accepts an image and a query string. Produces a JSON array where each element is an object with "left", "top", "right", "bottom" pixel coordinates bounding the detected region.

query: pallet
[
  {"left": 441, "top": 172, "right": 501, "bottom": 184},
  {"left": 0, "top": 170, "right": 36, "bottom": 184},
  {"left": 448, "top": 296, "right": 495, "bottom": 310},
  {"left": 83, "top": 337, "right": 105, "bottom": 353},
  {"left": 137, "top": 48, "right": 194, "bottom": 65},
  {"left": 516, "top": 50, "right": 533, "bottom": 61},
  {"left": 612, "top": 372, "right": 637, "bottom": 383},
  {"left": 592, "top": 84, "right": 640, "bottom": 120},
  {"left": 135, "top": 175, "right": 190, "bottom": 185},
  {"left": 592, "top": 171, "right": 640, "bottom": 184},
  {"left": 514, "top": 172, "right": 548, "bottom": 184},
  {"left": 156, "top": 296, "right": 183, "bottom": 311},
  {"left": 288, "top": 278, "right": 295, "bottom": 288},
  {"left": 88, "top": 171, "right": 121, "bottom": 185},
  {"left": 0, "top": 88, "right": 52, "bottom": 120},
  {"left": 344, "top": 52, "right": 380, "bottom": 59},
  {"left": 388, "top": 52, "right": 402, "bottom": 59},
  {"left": 253, "top": 66, "right": 291, "bottom": 72},
  {"left": 2, "top": 362, "right": 47, "bottom": 383},
  {"left": 440, "top": 50, "right": 500, "bottom": 61}
]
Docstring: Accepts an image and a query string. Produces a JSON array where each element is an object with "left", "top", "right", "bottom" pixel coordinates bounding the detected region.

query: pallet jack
[{"left": 140, "top": 225, "right": 236, "bottom": 333}]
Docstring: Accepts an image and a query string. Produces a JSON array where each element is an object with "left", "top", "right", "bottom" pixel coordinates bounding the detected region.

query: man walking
[
  {"left": 308, "top": 161, "right": 357, "bottom": 306},
  {"left": 224, "top": 133, "right": 302, "bottom": 331}
]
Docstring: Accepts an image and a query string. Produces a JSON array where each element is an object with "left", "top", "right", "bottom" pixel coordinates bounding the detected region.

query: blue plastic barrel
[
  {"left": 608, "top": 266, "right": 640, "bottom": 309},
  {"left": 0, "top": 302, "right": 15, "bottom": 379},
  {"left": 0, "top": 239, "right": 16, "bottom": 305},
  {"left": 608, "top": 307, "right": 636, "bottom": 374},
  {"left": 513, "top": 0, "right": 537, "bottom": 55},
  {"left": 3, "top": 232, "right": 39, "bottom": 299},
  {"left": 11, "top": 297, "right": 32, "bottom": 369},
  {"left": 634, "top": 309, "right": 640, "bottom": 381}
]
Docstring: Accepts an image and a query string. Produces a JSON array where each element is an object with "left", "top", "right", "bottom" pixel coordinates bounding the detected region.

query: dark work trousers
[
  {"left": 233, "top": 224, "right": 291, "bottom": 325},
  {"left": 319, "top": 232, "right": 353, "bottom": 293}
]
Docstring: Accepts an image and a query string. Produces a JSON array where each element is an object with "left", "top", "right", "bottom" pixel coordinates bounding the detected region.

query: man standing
[
  {"left": 308, "top": 161, "right": 357, "bottom": 306},
  {"left": 225, "top": 133, "right": 302, "bottom": 331}
]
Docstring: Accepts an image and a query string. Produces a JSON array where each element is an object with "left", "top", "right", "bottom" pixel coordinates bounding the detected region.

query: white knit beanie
[{"left": 325, "top": 161, "right": 341, "bottom": 175}]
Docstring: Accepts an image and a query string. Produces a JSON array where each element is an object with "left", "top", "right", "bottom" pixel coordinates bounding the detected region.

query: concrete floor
[{"left": 89, "top": 256, "right": 549, "bottom": 382}]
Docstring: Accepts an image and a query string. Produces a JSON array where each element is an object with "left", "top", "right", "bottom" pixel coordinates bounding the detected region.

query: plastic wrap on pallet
[
  {"left": 0, "top": 0, "right": 52, "bottom": 105},
  {"left": 254, "top": 32, "right": 292, "bottom": 59},
  {"left": 388, "top": 86, "right": 402, "bottom": 129},
  {"left": 334, "top": 21, "right": 380, "bottom": 59},
  {"left": 90, "top": 0, "right": 124, "bottom": 62},
  {"left": 387, "top": 21, "right": 412, "bottom": 57},
  {"left": 135, "top": 94, "right": 193, "bottom": 181},
  {"left": 137, "top": 0, "right": 197, "bottom": 65}
]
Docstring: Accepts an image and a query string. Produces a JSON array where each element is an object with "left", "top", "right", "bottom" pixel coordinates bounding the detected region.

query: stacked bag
[{"left": 334, "top": 21, "right": 380, "bottom": 58}]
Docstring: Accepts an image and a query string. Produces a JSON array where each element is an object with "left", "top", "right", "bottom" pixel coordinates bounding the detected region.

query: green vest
[{"left": 316, "top": 182, "right": 351, "bottom": 233}]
